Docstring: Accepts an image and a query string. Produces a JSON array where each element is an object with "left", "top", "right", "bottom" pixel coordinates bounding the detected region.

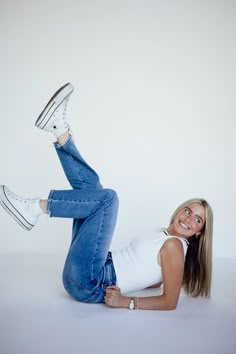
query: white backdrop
[{"left": 0, "top": 0, "right": 234, "bottom": 259}]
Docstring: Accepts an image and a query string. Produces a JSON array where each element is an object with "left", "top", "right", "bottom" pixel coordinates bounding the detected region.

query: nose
[{"left": 183, "top": 214, "right": 192, "bottom": 225}]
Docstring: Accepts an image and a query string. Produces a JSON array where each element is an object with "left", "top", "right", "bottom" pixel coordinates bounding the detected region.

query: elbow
[
  {"left": 166, "top": 303, "right": 177, "bottom": 311},
  {"left": 164, "top": 298, "right": 178, "bottom": 311}
]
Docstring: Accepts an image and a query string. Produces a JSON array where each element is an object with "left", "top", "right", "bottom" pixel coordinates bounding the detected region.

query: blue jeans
[{"left": 47, "top": 137, "right": 118, "bottom": 303}]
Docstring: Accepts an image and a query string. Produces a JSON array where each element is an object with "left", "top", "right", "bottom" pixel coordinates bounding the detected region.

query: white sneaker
[
  {"left": 35, "top": 83, "right": 74, "bottom": 138},
  {"left": 0, "top": 185, "right": 42, "bottom": 231}
]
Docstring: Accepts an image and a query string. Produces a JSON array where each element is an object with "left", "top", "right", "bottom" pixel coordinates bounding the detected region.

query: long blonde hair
[{"left": 170, "top": 198, "right": 213, "bottom": 297}]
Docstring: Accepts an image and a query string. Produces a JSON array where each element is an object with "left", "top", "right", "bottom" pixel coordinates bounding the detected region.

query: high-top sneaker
[
  {"left": 35, "top": 83, "right": 74, "bottom": 138},
  {"left": 0, "top": 185, "right": 43, "bottom": 231}
]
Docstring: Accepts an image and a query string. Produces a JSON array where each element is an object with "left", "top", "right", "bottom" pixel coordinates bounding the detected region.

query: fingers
[
  {"left": 104, "top": 292, "right": 113, "bottom": 305},
  {"left": 104, "top": 286, "right": 121, "bottom": 307},
  {"left": 105, "top": 286, "right": 120, "bottom": 294},
  {"left": 106, "top": 285, "right": 120, "bottom": 290}
]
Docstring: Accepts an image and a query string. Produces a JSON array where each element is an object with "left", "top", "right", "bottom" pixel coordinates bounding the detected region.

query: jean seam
[
  {"left": 69, "top": 154, "right": 87, "bottom": 188},
  {"left": 66, "top": 278, "right": 99, "bottom": 294},
  {"left": 48, "top": 200, "right": 101, "bottom": 207},
  {"left": 91, "top": 207, "right": 105, "bottom": 280}
]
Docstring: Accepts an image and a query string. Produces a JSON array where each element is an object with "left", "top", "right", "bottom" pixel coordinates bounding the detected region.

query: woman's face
[{"left": 167, "top": 202, "right": 206, "bottom": 238}]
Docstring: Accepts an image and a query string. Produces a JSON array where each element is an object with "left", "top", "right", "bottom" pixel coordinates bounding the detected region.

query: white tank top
[{"left": 111, "top": 229, "right": 189, "bottom": 294}]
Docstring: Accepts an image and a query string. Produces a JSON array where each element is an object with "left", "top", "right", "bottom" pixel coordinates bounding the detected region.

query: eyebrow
[{"left": 186, "top": 207, "right": 204, "bottom": 223}]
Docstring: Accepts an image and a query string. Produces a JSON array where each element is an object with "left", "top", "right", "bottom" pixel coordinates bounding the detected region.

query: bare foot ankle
[
  {"left": 57, "top": 131, "right": 70, "bottom": 146},
  {"left": 40, "top": 200, "right": 48, "bottom": 214}
]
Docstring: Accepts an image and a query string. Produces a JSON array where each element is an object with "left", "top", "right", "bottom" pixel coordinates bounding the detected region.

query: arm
[
  {"left": 105, "top": 238, "right": 185, "bottom": 310},
  {"left": 146, "top": 281, "right": 163, "bottom": 289}
]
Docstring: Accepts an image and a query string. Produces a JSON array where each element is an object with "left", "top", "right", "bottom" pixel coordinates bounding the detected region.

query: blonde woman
[{"left": 0, "top": 83, "right": 213, "bottom": 310}]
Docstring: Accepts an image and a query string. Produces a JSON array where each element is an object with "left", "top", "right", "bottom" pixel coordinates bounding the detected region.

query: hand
[{"left": 104, "top": 285, "right": 123, "bottom": 308}]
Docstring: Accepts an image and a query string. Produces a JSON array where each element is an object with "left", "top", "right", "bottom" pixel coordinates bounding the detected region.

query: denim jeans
[{"left": 47, "top": 137, "right": 118, "bottom": 303}]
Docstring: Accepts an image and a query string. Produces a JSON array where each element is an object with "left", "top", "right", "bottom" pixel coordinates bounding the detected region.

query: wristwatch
[{"left": 129, "top": 297, "right": 135, "bottom": 310}]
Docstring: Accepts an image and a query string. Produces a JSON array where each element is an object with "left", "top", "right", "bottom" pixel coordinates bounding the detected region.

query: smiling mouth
[{"left": 179, "top": 221, "right": 190, "bottom": 230}]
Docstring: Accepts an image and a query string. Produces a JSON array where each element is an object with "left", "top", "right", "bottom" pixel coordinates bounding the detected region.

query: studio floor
[{"left": 0, "top": 254, "right": 235, "bottom": 354}]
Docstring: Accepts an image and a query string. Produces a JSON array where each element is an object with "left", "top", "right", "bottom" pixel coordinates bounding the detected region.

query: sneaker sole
[
  {"left": 0, "top": 186, "right": 34, "bottom": 231},
  {"left": 35, "top": 83, "right": 74, "bottom": 130}
]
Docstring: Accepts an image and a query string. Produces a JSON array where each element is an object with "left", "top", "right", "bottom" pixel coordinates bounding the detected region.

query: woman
[{"left": 0, "top": 83, "right": 213, "bottom": 310}]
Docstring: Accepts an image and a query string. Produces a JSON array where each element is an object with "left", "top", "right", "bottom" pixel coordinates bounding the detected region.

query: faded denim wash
[{"left": 47, "top": 137, "right": 118, "bottom": 303}]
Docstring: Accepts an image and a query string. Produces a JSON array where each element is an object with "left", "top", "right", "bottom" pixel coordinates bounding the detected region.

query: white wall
[{"left": 0, "top": 0, "right": 234, "bottom": 258}]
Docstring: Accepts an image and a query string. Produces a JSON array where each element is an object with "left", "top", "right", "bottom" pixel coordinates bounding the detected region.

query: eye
[
  {"left": 184, "top": 209, "right": 190, "bottom": 215},
  {"left": 195, "top": 217, "right": 201, "bottom": 223}
]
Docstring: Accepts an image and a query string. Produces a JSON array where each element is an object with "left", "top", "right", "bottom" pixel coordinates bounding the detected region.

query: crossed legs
[{"left": 0, "top": 83, "right": 118, "bottom": 302}]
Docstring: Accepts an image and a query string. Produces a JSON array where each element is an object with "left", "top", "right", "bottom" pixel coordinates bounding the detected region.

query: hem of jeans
[
  {"left": 54, "top": 135, "right": 73, "bottom": 149},
  {"left": 107, "top": 252, "right": 117, "bottom": 287},
  {"left": 47, "top": 190, "right": 54, "bottom": 217}
]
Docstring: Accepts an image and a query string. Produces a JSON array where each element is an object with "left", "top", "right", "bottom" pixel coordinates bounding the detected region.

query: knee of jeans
[
  {"left": 103, "top": 189, "right": 119, "bottom": 204},
  {"left": 62, "top": 275, "right": 104, "bottom": 303}
]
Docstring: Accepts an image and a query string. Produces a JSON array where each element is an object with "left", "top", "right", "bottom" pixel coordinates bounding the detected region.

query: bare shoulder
[
  {"left": 162, "top": 237, "right": 184, "bottom": 252},
  {"left": 159, "top": 238, "right": 184, "bottom": 264}
]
